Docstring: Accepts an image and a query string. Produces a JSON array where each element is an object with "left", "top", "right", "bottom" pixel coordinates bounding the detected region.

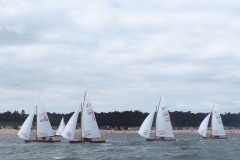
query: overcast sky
[{"left": 0, "top": 0, "right": 239, "bottom": 114}]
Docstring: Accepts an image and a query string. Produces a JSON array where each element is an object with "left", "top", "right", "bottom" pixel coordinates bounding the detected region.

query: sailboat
[
  {"left": 198, "top": 102, "right": 228, "bottom": 139},
  {"left": 18, "top": 95, "right": 61, "bottom": 143},
  {"left": 138, "top": 95, "right": 176, "bottom": 141},
  {"left": 61, "top": 90, "right": 105, "bottom": 143},
  {"left": 54, "top": 117, "right": 65, "bottom": 136}
]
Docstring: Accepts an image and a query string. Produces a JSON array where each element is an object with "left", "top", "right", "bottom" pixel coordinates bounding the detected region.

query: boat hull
[
  {"left": 90, "top": 140, "right": 106, "bottom": 143},
  {"left": 69, "top": 140, "right": 105, "bottom": 143},
  {"left": 69, "top": 140, "right": 87, "bottom": 143},
  {"left": 25, "top": 140, "right": 61, "bottom": 143},
  {"left": 146, "top": 138, "right": 176, "bottom": 141},
  {"left": 202, "top": 136, "right": 228, "bottom": 140}
]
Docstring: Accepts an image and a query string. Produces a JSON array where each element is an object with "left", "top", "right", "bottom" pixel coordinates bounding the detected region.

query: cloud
[
  {"left": 5, "top": 24, "right": 25, "bottom": 34},
  {"left": 0, "top": 1, "right": 239, "bottom": 114}
]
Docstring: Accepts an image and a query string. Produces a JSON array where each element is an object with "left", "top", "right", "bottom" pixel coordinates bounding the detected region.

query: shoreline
[{"left": 0, "top": 129, "right": 239, "bottom": 135}]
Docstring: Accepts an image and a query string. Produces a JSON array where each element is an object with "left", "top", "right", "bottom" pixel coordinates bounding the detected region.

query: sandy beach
[{"left": 0, "top": 129, "right": 239, "bottom": 135}]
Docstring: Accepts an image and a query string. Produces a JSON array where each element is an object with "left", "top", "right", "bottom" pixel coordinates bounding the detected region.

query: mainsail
[
  {"left": 211, "top": 103, "right": 225, "bottom": 136},
  {"left": 37, "top": 95, "right": 54, "bottom": 137},
  {"left": 61, "top": 107, "right": 80, "bottom": 140},
  {"left": 138, "top": 110, "right": 155, "bottom": 138},
  {"left": 55, "top": 117, "right": 65, "bottom": 136},
  {"left": 18, "top": 110, "right": 35, "bottom": 140},
  {"left": 81, "top": 92, "right": 101, "bottom": 138},
  {"left": 155, "top": 96, "right": 174, "bottom": 138},
  {"left": 198, "top": 112, "right": 211, "bottom": 137}
]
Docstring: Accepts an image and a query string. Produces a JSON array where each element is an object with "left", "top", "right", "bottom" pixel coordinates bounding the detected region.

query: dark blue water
[{"left": 0, "top": 133, "right": 240, "bottom": 160}]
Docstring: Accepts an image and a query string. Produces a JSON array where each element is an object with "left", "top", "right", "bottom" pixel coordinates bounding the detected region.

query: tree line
[{"left": 0, "top": 110, "right": 240, "bottom": 128}]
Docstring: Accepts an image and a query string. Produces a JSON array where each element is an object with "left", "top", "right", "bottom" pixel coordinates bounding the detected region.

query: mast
[
  {"left": 36, "top": 105, "right": 37, "bottom": 140},
  {"left": 80, "top": 103, "right": 82, "bottom": 140},
  {"left": 155, "top": 106, "right": 157, "bottom": 139},
  {"left": 36, "top": 94, "right": 41, "bottom": 140},
  {"left": 155, "top": 95, "right": 162, "bottom": 139},
  {"left": 81, "top": 90, "right": 87, "bottom": 140},
  {"left": 157, "top": 95, "right": 162, "bottom": 110},
  {"left": 211, "top": 102, "right": 215, "bottom": 137}
]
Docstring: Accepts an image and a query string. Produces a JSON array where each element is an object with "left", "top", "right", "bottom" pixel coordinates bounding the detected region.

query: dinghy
[
  {"left": 138, "top": 95, "right": 176, "bottom": 141},
  {"left": 61, "top": 90, "right": 105, "bottom": 143},
  {"left": 198, "top": 102, "right": 228, "bottom": 139},
  {"left": 18, "top": 95, "right": 61, "bottom": 143}
]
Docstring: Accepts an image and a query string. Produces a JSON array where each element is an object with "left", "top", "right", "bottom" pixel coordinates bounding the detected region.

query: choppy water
[{"left": 0, "top": 133, "right": 240, "bottom": 160}]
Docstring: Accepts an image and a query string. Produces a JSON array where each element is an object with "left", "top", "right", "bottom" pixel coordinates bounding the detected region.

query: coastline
[{"left": 0, "top": 128, "right": 239, "bottom": 135}]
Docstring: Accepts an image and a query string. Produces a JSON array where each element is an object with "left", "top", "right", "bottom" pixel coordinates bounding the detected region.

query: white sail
[
  {"left": 61, "top": 107, "right": 80, "bottom": 140},
  {"left": 156, "top": 96, "right": 174, "bottom": 138},
  {"left": 82, "top": 92, "right": 101, "bottom": 138},
  {"left": 37, "top": 95, "right": 54, "bottom": 137},
  {"left": 55, "top": 117, "right": 65, "bottom": 136},
  {"left": 198, "top": 112, "right": 211, "bottom": 137},
  {"left": 138, "top": 110, "right": 155, "bottom": 138},
  {"left": 17, "top": 110, "right": 35, "bottom": 140},
  {"left": 211, "top": 103, "right": 225, "bottom": 136}
]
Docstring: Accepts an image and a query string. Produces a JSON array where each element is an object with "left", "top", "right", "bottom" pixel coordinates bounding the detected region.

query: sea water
[{"left": 0, "top": 133, "right": 240, "bottom": 160}]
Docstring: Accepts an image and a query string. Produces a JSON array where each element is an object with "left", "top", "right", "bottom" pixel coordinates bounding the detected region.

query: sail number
[
  {"left": 162, "top": 111, "right": 169, "bottom": 117},
  {"left": 165, "top": 117, "right": 171, "bottom": 122},
  {"left": 91, "top": 115, "right": 96, "bottom": 121},
  {"left": 161, "top": 106, "right": 167, "bottom": 110},
  {"left": 86, "top": 108, "right": 96, "bottom": 121},
  {"left": 162, "top": 110, "right": 171, "bottom": 122},
  {"left": 87, "top": 109, "right": 94, "bottom": 115},
  {"left": 38, "top": 112, "right": 46, "bottom": 118},
  {"left": 86, "top": 103, "right": 92, "bottom": 108},
  {"left": 40, "top": 116, "right": 49, "bottom": 122}
]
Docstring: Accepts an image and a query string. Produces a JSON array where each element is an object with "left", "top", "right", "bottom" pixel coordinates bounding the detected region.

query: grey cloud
[
  {"left": 0, "top": 1, "right": 239, "bottom": 114},
  {"left": 5, "top": 24, "right": 25, "bottom": 34}
]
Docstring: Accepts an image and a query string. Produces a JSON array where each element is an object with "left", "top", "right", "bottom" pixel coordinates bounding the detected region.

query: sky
[{"left": 0, "top": 0, "right": 240, "bottom": 114}]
